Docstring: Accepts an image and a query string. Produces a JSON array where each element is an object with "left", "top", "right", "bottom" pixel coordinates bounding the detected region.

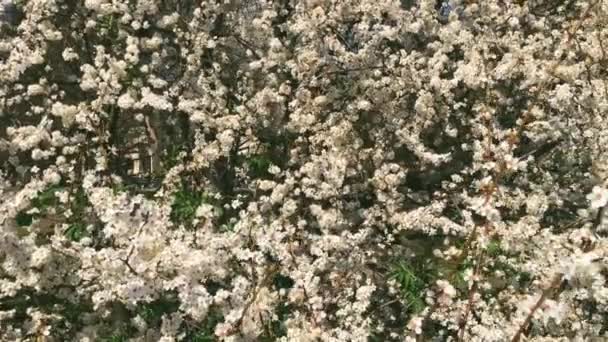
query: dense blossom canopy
[{"left": 1, "top": 0, "right": 608, "bottom": 341}]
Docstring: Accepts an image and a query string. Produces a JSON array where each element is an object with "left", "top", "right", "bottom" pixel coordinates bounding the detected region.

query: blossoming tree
[{"left": 1, "top": 0, "right": 607, "bottom": 341}]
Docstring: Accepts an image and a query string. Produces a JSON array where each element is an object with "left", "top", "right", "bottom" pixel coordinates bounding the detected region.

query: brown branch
[
  {"left": 510, "top": 274, "right": 563, "bottom": 342},
  {"left": 417, "top": 225, "right": 478, "bottom": 341},
  {"left": 457, "top": 250, "right": 485, "bottom": 342},
  {"left": 592, "top": 204, "right": 607, "bottom": 234}
]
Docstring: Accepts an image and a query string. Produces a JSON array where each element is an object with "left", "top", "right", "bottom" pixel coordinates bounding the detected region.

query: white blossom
[{"left": 587, "top": 186, "right": 608, "bottom": 209}]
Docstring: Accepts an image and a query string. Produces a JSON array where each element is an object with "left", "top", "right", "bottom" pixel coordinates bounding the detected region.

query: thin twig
[
  {"left": 510, "top": 274, "right": 563, "bottom": 342},
  {"left": 457, "top": 250, "right": 485, "bottom": 342}
]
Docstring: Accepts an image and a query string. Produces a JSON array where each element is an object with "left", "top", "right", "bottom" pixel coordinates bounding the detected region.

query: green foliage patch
[
  {"left": 137, "top": 297, "right": 180, "bottom": 326},
  {"left": 14, "top": 184, "right": 91, "bottom": 242},
  {"left": 170, "top": 186, "right": 205, "bottom": 228},
  {"left": 185, "top": 308, "right": 224, "bottom": 342},
  {"left": 390, "top": 260, "right": 431, "bottom": 314}
]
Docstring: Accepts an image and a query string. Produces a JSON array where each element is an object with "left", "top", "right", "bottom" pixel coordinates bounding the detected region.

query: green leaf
[
  {"left": 32, "top": 185, "right": 63, "bottom": 211},
  {"left": 102, "top": 334, "right": 128, "bottom": 342},
  {"left": 486, "top": 239, "right": 503, "bottom": 257},
  {"left": 170, "top": 187, "right": 205, "bottom": 228},
  {"left": 390, "top": 261, "right": 428, "bottom": 314},
  {"left": 65, "top": 222, "right": 86, "bottom": 242},
  {"left": 247, "top": 154, "right": 272, "bottom": 178}
]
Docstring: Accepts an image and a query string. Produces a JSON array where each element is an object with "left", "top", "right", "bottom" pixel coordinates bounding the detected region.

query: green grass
[
  {"left": 102, "top": 334, "right": 128, "bottom": 342},
  {"left": 390, "top": 261, "right": 429, "bottom": 314},
  {"left": 170, "top": 187, "right": 205, "bottom": 228},
  {"left": 98, "top": 14, "right": 120, "bottom": 42},
  {"left": 247, "top": 154, "right": 272, "bottom": 178},
  {"left": 163, "top": 143, "right": 187, "bottom": 170},
  {"left": 65, "top": 187, "right": 90, "bottom": 242},
  {"left": 170, "top": 183, "right": 229, "bottom": 230}
]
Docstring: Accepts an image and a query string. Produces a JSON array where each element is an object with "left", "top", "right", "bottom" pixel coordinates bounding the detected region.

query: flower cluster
[{"left": 1, "top": 0, "right": 608, "bottom": 341}]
